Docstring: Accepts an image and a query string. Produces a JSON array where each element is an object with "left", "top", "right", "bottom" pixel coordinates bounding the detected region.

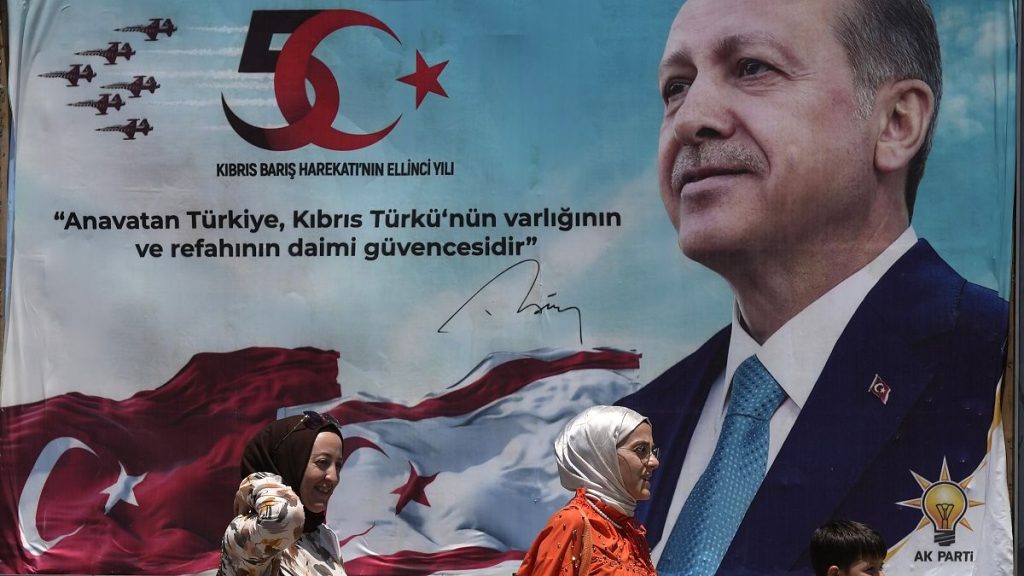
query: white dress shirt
[{"left": 651, "top": 227, "right": 919, "bottom": 562}]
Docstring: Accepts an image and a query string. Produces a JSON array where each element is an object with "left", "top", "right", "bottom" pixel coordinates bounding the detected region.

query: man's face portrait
[{"left": 656, "top": 0, "right": 885, "bottom": 268}]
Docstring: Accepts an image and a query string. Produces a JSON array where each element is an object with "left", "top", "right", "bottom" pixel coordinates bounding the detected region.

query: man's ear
[
  {"left": 874, "top": 78, "right": 935, "bottom": 174},
  {"left": 826, "top": 565, "right": 843, "bottom": 576}
]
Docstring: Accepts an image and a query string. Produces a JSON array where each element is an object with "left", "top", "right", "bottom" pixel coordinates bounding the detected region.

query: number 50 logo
[{"left": 222, "top": 10, "right": 448, "bottom": 151}]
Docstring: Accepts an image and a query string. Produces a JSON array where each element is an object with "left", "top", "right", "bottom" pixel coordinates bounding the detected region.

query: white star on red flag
[{"left": 101, "top": 463, "right": 147, "bottom": 514}]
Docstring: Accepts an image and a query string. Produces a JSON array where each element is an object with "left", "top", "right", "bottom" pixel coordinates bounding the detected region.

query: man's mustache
[{"left": 670, "top": 143, "right": 767, "bottom": 192}]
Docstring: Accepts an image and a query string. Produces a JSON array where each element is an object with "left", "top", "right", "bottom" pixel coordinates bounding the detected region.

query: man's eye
[
  {"left": 737, "top": 59, "right": 771, "bottom": 77},
  {"left": 662, "top": 79, "right": 690, "bottom": 102}
]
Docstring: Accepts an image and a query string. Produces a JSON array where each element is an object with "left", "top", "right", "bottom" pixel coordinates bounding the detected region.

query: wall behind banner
[{"left": 0, "top": 1, "right": 1016, "bottom": 575}]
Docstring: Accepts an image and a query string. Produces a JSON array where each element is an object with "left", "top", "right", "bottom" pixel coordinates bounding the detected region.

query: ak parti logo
[{"left": 222, "top": 10, "right": 448, "bottom": 151}]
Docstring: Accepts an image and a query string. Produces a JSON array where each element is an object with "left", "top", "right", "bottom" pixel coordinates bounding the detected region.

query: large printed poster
[{"left": 0, "top": 1, "right": 1015, "bottom": 574}]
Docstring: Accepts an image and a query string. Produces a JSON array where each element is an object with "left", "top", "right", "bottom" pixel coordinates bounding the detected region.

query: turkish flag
[{"left": 0, "top": 347, "right": 342, "bottom": 574}]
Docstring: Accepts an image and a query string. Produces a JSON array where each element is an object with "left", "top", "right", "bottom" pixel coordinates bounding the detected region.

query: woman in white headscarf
[{"left": 515, "top": 405, "right": 659, "bottom": 576}]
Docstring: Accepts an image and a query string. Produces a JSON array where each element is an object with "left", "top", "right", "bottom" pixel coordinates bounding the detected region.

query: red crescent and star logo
[{"left": 222, "top": 9, "right": 449, "bottom": 151}]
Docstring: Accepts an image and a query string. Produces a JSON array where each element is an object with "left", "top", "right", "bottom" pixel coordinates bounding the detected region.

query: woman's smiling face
[{"left": 299, "top": 431, "right": 344, "bottom": 513}]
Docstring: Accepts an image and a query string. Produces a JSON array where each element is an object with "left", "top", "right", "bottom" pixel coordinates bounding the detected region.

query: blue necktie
[{"left": 658, "top": 355, "right": 786, "bottom": 575}]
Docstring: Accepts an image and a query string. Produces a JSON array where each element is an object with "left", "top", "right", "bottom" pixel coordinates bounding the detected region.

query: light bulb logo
[
  {"left": 921, "top": 481, "right": 967, "bottom": 545},
  {"left": 897, "top": 457, "right": 982, "bottom": 547}
]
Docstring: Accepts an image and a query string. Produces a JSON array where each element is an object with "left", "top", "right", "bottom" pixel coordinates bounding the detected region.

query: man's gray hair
[{"left": 834, "top": 0, "right": 942, "bottom": 218}]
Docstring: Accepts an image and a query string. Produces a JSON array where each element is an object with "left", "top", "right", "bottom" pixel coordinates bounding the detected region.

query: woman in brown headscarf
[{"left": 217, "top": 411, "right": 348, "bottom": 576}]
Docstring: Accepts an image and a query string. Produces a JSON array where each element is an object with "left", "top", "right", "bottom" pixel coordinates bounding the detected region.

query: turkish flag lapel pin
[{"left": 869, "top": 374, "right": 891, "bottom": 404}]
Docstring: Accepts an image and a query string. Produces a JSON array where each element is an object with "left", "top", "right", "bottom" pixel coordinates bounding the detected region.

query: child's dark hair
[{"left": 810, "top": 520, "right": 887, "bottom": 576}]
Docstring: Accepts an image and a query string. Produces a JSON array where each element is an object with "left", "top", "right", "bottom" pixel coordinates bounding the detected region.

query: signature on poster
[{"left": 438, "top": 259, "right": 583, "bottom": 344}]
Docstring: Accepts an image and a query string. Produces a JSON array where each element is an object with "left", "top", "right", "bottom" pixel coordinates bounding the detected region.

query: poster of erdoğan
[{"left": 0, "top": 1, "right": 1015, "bottom": 575}]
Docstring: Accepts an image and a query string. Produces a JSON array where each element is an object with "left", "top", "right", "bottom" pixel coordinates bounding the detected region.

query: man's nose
[{"left": 670, "top": 75, "right": 733, "bottom": 144}]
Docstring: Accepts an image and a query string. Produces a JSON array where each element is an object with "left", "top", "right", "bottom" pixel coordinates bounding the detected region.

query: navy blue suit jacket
[{"left": 619, "top": 239, "right": 1008, "bottom": 575}]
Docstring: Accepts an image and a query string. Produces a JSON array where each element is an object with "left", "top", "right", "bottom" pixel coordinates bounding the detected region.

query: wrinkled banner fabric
[{"left": 0, "top": 1, "right": 1015, "bottom": 575}]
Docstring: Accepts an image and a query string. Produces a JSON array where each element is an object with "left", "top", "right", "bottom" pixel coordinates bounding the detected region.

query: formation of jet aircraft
[{"left": 54, "top": 18, "right": 173, "bottom": 139}]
